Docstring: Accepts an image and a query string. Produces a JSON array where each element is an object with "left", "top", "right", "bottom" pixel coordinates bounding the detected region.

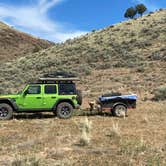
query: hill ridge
[
  {"left": 0, "top": 22, "right": 54, "bottom": 61},
  {"left": 0, "top": 10, "right": 165, "bottom": 102}
]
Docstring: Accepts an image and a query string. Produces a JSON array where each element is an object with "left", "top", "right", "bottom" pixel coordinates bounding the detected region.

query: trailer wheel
[{"left": 113, "top": 104, "right": 127, "bottom": 117}]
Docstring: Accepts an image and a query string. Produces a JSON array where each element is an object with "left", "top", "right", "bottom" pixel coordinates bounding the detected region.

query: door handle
[
  {"left": 51, "top": 96, "right": 56, "bottom": 99},
  {"left": 36, "top": 97, "right": 42, "bottom": 99}
]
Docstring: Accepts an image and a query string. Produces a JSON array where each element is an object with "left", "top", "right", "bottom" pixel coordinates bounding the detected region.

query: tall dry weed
[{"left": 78, "top": 117, "right": 92, "bottom": 146}]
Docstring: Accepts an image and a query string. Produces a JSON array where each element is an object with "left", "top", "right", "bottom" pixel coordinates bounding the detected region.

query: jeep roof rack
[
  {"left": 36, "top": 77, "right": 79, "bottom": 84},
  {"left": 39, "top": 77, "right": 79, "bottom": 81},
  {"left": 43, "top": 72, "right": 77, "bottom": 78}
]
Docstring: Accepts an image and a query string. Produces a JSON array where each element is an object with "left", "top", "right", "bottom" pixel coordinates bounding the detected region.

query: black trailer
[{"left": 98, "top": 94, "right": 137, "bottom": 117}]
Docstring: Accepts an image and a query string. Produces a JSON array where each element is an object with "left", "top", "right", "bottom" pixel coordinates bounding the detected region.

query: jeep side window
[
  {"left": 45, "top": 85, "right": 57, "bottom": 94},
  {"left": 58, "top": 83, "right": 76, "bottom": 95},
  {"left": 27, "top": 86, "right": 41, "bottom": 94}
]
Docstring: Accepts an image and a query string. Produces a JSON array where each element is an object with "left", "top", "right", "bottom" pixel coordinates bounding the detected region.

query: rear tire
[
  {"left": 113, "top": 104, "right": 127, "bottom": 117},
  {"left": 56, "top": 102, "right": 73, "bottom": 119},
  {"left": 0, "top": 103, "right": 13, "bottom": 120}
]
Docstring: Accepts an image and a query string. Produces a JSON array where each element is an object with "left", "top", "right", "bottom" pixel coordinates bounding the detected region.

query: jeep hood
[{"left": 0, "top": 94, "right": 20, "bottom": 99}]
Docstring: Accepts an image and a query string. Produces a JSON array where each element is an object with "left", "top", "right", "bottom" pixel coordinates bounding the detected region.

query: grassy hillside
[
  {"left": 0, "top": 9, "right": 166, "bottom": 165},
  {"left": 0, "top": 10, "right": 165, "bottom": 101},
  {"left": 0, "top": 22, "right": 54, "bottom": 61}
]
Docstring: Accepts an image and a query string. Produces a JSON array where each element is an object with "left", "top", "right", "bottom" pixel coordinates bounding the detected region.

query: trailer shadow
[
  {"left": 75, "top": 110, "right": 113, "bottom": 117},
  {"left": 12, "top": 110, "right": 120, "bottom": 120},
  {"left": 76, "top": 109, "right": 128, "bottom": 118}
]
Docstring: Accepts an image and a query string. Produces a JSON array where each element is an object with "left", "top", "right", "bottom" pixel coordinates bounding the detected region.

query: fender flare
[
  {"left": 52, "top": 99, "right": 75, "bottom": 110},
  {"left": 112, "top": 102, "right": 127, "bottom": 110},
  {"left": 0, "top": 98, "right": 18, "bottom": 111}
]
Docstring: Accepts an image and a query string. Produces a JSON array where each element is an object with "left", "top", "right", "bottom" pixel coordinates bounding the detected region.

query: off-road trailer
[{"left": 97, "top": 94, "right": 137, "bottom": 117}]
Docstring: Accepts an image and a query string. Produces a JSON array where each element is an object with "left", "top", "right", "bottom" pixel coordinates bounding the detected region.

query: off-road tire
[
  {"left": 56, "top": 102, "right": 73, "bottom": 119},
  {"left": 112, "top": 104, "right": 127, "bottom": 117},
  {"left": 0, "top": 103, "right": 13, "bottom": 120}
]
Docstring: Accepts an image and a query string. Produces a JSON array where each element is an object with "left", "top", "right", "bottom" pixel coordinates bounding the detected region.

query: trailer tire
[{"left": 113, "top": 104, "right": 127, "bottom": 117}]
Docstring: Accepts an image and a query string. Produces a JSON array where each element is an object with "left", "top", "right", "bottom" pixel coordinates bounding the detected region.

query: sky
[{"left": 0, "top": 0, "right": 165, "bottom": 42}]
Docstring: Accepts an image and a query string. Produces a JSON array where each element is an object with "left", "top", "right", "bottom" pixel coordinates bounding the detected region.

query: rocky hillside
[
  {"left": 0, "top": 22, "right": 54, "bottom": 61},
  {"left": 0, "top": 10, "right": 165, "bottom": 101}
]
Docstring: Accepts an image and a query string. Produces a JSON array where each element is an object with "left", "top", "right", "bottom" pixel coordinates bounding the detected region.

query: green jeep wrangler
[{"left": 0, "top": 77, "right": 82, "bottom": 120}]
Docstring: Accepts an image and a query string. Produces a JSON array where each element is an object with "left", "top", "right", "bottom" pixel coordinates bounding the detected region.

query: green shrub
[
  {"left": 124, "top": 7, "right": 137, "bottom": 19},
  {"left": 150, "top": 52, "right": 163, "bottom": 60},
  {"left": 136, "top": 66, "right": 145, "bottom": 73},
  {"left": 136, "top": 4, "right": 147, "bottom": 16},
  {"left": 78, "top": 65, "right": 91, "bottom": 75},
  {"left": 153, "top": 86, "right": 166, "bottom": 101},
  {"left": 33, "top": 46, "right": 40, "bottom": 53},
  {"left": 0, "top": 87, "right": 4, "bottom": 94}
]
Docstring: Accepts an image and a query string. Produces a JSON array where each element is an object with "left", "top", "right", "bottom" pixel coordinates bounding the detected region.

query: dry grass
[
  {"left": 0, "top": 101, "right": 165, "bottom": 165},
  {"left": 142, "top": 115, "right": 149, "bottom": 123},
  {"left": 107, "top": 121, "right": 121, "bottom": 138},
  {"left": 12, "top": 155, "right": 40, "bottom": 166},
  {"left": 78, "top": 117, "right": 92, "bottom": 146}
]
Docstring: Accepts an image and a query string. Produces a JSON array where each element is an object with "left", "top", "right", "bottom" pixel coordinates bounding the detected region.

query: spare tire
[{"left": 76, "top": 90, "right": 82, "bottom": 105}]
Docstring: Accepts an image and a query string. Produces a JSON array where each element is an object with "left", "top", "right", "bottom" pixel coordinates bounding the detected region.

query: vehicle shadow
[
  {"left": 13, "top": 113, "right": 55, "bottom": 120},
  {"left": 12, "top": 110, "right": 118, "bottom": 120}
]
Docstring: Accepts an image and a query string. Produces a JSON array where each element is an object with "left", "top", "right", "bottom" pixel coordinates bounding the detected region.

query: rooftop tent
[{"left": 43, "top": 71, "right": 77, "bottom": 78}]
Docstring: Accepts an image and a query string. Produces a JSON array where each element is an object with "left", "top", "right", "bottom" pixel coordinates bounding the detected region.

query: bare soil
[{"left": 0, "top": 101, "right": 165, "bottom": 165}]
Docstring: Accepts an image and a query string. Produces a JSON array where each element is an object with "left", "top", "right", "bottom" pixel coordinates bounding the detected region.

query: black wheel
[
  {"left": 0, "top": 103, "right": 13, "bottom": 120},
  {"left": 56, "top": 102, "right": 73, "bottom": 119},
  {"left": 113, "top": 104, "right": 127, "bottom": 117}
]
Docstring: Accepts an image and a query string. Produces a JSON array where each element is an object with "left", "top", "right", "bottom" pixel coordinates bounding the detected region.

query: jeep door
[
  {"left": 42, "top": 84, "right": 58, "bottom": 109},
  {"left": 20, "top": 85, "right": 43, "bottom": 110}
]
